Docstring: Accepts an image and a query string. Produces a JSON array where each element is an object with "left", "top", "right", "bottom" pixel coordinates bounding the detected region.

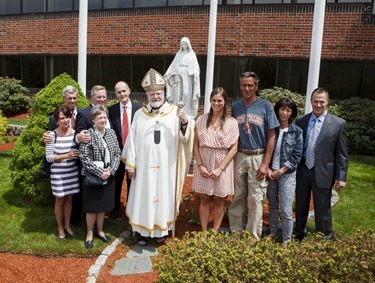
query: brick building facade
[{"left": 0, "top": 3, "right": 374, "bottom": 99}]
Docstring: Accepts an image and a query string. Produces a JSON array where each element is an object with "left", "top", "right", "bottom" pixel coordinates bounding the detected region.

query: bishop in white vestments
[{"left": 122, "top": 68, "right": 193, "bottom": 245}]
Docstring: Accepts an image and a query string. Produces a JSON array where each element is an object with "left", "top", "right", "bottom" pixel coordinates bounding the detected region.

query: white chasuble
[{"left": 122, "top": 102, "right": 193, "bottom": 237}]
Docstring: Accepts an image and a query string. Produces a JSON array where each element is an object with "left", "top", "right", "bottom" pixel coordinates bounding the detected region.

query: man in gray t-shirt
[{"left": 228, "top": 71, "right": 279, "bottom": 239}]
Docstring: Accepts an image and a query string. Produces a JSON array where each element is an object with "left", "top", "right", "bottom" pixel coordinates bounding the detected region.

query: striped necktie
[{"left": 305, "top": 118, "right": 319, "bottom": 169}]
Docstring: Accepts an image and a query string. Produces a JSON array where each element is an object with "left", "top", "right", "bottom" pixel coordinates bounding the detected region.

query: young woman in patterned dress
[{"left": 192, "top": 87, "right": 239, "bottom": 231}]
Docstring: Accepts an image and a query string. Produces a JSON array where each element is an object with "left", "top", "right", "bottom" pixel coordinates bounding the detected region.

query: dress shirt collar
[
  {"left": 120, "top": 100, "right": 132, "bottom": 110},
  {"left": 310, "top": 111, "right": 327, "bottom": 123}
]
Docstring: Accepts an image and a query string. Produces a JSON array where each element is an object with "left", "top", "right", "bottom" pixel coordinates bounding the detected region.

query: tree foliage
[
  {"left": 0, "top": 77, "right": 31, "bottom": 116},
  {"left": 9, "top": 73, "right": 89, "bottom": 204}
]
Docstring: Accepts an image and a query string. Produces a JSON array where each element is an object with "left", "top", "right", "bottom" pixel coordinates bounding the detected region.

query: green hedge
[
  {"left": 259, "top": 87, "right": 375, "bottom": 155},
  {"left": 9, "top": 73, "right": 89, "bottom": 204},
  {"left": 156, "top": 230, "right": 374, "bottom": 283},
  {"left": 0, "top": 110, "right": 7, "bottom": 142}
]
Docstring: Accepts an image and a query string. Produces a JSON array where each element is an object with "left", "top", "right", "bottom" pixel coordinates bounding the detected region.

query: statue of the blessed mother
[{"left": 165, "top": 37, "right": 200, "bottom": 119}]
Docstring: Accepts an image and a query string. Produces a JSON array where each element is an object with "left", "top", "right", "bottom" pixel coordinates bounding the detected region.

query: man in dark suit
[
  {"left": 47, "top": 85, "right": 82, "bottom": 131},
  {"left": 107, "top": 81, "right": 142, "bottom": 219},
  {"left": 75, "top": 85, "right": 108, "bottom": 134},
  {"left": 294, "top": 87, "right": 348, "bottom": 240}
]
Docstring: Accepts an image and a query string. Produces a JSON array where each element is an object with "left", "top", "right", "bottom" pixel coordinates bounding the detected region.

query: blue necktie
[{"left": 305, "top": 118, "right": 319, "bottom": 169}]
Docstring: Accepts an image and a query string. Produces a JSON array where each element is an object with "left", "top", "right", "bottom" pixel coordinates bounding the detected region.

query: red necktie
[{"left": 122, "top": 106, "right": 129, "bottom": 146}]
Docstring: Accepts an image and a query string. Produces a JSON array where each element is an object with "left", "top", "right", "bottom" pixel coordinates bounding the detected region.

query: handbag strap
[{"left": 90, "top": 144, "right": 105, "bottom": 163}]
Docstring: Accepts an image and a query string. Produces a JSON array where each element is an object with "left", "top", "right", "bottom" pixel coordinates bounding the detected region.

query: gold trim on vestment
[
  {"left": 126, "top": 211, "right": 180, "bottom": 232},
  {"left": 141, "top": 104, "right": 175, "bottom": 117}
]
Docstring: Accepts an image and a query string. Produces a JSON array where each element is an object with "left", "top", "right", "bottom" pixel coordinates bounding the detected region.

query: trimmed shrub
[
  {"left": 9, "top": 73, "right": 89, "bottom": 204},
  {"left": 331, "top": 98, "right": 375, "bottom": 155},
  {"left": 0, "top": 77, "right": 31, "bottom": 116},
  {"left": 0, "top": 110, "right": 8, "bottom": 143},
  {"left": 260, "top": 87, "right": 306, "bottom": 117},
  {"left": 156, "top": 230, "right": 375, "bottom": 283}
]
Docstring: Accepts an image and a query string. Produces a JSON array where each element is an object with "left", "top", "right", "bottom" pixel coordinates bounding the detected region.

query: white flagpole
[
  {"left": 305, "top": 0, "right": 326, "bottom": 114},
  {"left": 78, "top": 0, "right": 88, "bottom": 96},
  {"left": 204, "top": 0, "right": 218, "bottom": 114}
]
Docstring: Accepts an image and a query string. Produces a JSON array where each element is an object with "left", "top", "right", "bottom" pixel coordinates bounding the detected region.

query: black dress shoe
[
  {"left": 85, "top": 240, "right": 93, "bottom": 249},
  {"left": 110, "top": 209, "right": 119, "bottom": 219},
  {"left": 64, "top": 228, "right": 77, "bottom": 237},
  {"left": 97, "top": 234, "right": 111, "bottom": 243}
]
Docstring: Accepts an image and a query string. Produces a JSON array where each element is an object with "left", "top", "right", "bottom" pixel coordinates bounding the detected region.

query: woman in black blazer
[{"left": 79, "top": 105, "right": 121, "bottom": 249}]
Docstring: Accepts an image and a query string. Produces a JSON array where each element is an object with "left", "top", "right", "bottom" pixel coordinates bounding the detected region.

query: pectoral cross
[
  {"left": 152, "top": 196, "right": 159, "bottom": 205},
  {"left": 150, "top": 163, "right": 160, "bottom": 173}
]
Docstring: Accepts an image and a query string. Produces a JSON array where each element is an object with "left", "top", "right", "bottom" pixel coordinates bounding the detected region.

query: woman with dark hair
[
  {"left": 45, "top": 106, "right": 80, "bottom": 240},
  {"left": 79, "top": 105, "right": 120, "bottom": 249},
  {"left": 192, "top": 87, "right": 239, "bottom": 231},
  {"left": 267, "top": 97, "right": 303, "bottom": 243}
]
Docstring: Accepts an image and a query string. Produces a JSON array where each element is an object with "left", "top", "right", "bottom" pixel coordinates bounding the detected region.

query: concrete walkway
[{"left": 86, "top": 191, "right": 340, "bottom": 282}]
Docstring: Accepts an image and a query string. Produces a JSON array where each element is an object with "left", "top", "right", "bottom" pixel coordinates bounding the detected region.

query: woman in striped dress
[
  {"left": 46, "top": 106, "right": 80, "bottom": 240},
  {"left": 192, "top": 87, "right": 239, "bottom": 231}
]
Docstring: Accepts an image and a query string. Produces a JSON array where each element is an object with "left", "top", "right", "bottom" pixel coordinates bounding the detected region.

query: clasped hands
[
  {"left": 101, "top": 168, "right": 111, "bottom": 180},
  {"left": 198, "top": 165, "right": 222, "bottom": 180}
]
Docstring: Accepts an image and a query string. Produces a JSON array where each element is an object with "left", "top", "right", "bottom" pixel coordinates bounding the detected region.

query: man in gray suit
[{"left": 294, "top": 87, "right": 348, "bottom": 240}]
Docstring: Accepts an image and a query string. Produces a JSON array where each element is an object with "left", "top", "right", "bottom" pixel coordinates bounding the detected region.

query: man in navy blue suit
[
  {"left": 107, "top": 81, "right": 142, "bottom": 219},
  {"left": 75, "top": 85, "right": 108, "bottom": 135},
  {"left": 294, "top": 87, "right": 348, "bottom": 240}
]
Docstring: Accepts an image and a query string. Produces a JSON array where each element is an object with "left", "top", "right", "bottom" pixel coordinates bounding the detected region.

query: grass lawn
[
  {"left": 306, "top": 154, "right": 375, "bottom": 235},
  {"left": 331, "top": 154, "right": 375, "bottom": 233},
  {"left": 7, "top": 117, "right": 29, "bottom": 126},
  {"left": 0, "top": 150, "right": 127, "bottom": 256},
  {"left": 0, "top": 150, "right": 374, "bottom": 255}
]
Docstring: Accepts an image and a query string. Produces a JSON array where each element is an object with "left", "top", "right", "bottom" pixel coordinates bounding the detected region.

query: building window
[
  {"left": 217, "top": 57, "right": 238, "bottom": 98},
  {"left": 0, "top": 57, "right": 21, "bottom": 79},
  {"left": 289, "top": 60, "right": 308, "bottom": 95},
  {"left": 48, "top": 0, "right": 74, "bottom": 12},
  {"left": 320, "top": 61, "right": 363, "bottom": 100},
  {"left": 131, "top": 56, "right": 164, "bottom": 92},
  {"left": 23, "top": 0, "right": 44, "bottom": 13},
  {"left": 168, "top": 0, "right": 204, "bottom": 6},
  {"left": 276, "top": 59, "right": 291, "bottom": 90},
  {"left": 102, "top": 56, "right": 131, "bottom": 90},
  {"left": 0, "top": 0, "right": 21, "bottom": 15},
  {"left": 363, "top": 62, "right": 375, "bottom": 100},
  {"left": 134, "top": 0, "right": 167, "bottom": 8},
  {"left": 22, "top": 56, "right": 44, "bottom": 88},
  {"left": 47, "top": 56, "right": 75, "bottom": 83},
  {"left": 251, "top": 58, "right": 277, "bottom": 90},
  {"left": 87, "top": 56, "right": 102, "bottom": 92},
  {"left": 103, "top": 0, "right": 133, "bottom": 9}
]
